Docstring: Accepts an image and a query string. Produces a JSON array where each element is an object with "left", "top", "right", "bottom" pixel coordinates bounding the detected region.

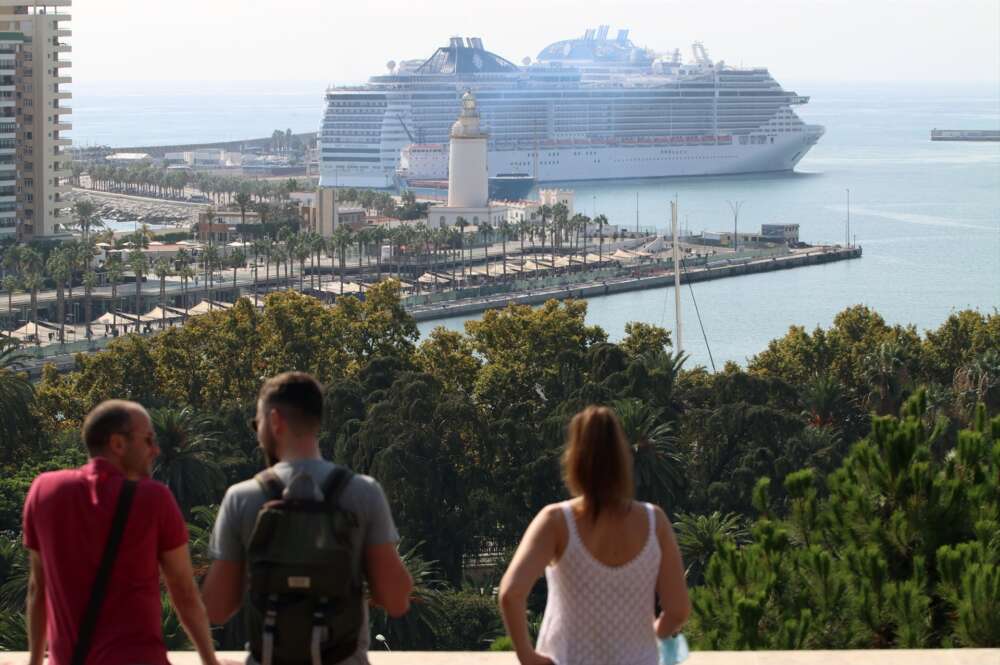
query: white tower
[{"left": 447, "top": 91, "right": 488, "bottom": 208}]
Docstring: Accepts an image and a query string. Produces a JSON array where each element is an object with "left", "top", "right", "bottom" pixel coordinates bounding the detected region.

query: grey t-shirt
[{"left": 209, "top": 458, "right": 399, "bottom": 665}]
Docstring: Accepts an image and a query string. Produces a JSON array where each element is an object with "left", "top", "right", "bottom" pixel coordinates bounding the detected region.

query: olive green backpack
[{"left": 245, "top": 467, "right": 363, "bottom": 665}]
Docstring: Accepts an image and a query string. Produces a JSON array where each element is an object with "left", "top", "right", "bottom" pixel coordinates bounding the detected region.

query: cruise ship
[{"left": 320, "top": 27, "right": 824, "bottom": 189}]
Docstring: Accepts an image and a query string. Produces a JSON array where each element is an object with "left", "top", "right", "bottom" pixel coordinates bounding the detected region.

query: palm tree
[
  {"left": 178, "top": 264, "right": 194, "bottom": 318},
  {"left": 517, "top": 219, "right": 530, "bottom": 271},
  {"left": 498, "top": 218, "right": 510, "bottom": 277},
  {"left": 456, "top": 217, "right": 468, "bottom": 283},
  {"left": 229, "top": 248, "right": 246, "bottom": 296},
  {"left": 234, "top": 190, "right": 253, "bottom": 228},
  {"left": 17, "top": 248, "right": 43, "bottom": 342},
  {"left": 106, "top": 255, "right": 124, "bottom": 328},
  {"left": 551, "top": 202, "right": 569, "bottom": 255},
  {"left": 293, "top": 240, "right": 310, "bottom": 292},
  {"left": 2, "top": 274, "right": 17, "bottom": 336},
  {"left": 149, "top": 407, "right": 225, "bottom": 515},
  {"left": 571, "top": 213, "right": 590, "bottom": 265},
  {"left": 612, "top": 398, "right": 685, "bottom": 509},
  {"left": 128, "top": 249, "right": 149, "bottom": 320},
  {"left": 368, "top": 541, "right": 447, "bottom": 651},
  {"left": 355, "top": 227, "right": 370, "bottom": 274},
  {"left": 270, "top": 242, "right": 287, "bottom": 291},
  {"left": 673, "top": 511, "right": 749, "bottom": 584},
  {"left": 82, "top": 270, "right": 97, "bottom": 339},
  {"left": 202, "top": 244, "right": 219, "bottom": 306},
  {"left": 594, "top": 214, "right": 609, "bottom": 264},
  {"left": 153, "top": 258, "right": 171, "bottom": 329},
  {"left": 862, "top": 340, "right": 909, "bottom": 415},
  {"left": 480, "top": 221, "right": 493, "bottom": 277},
  {"left": 72, "top": 198, "right": 101, "bottom": 244},
  {"left": 800, "top": 373, "right": 848, "bottom": 428},
  {"left": 537, "top": 205, "right": 551, "bottom": 268},
  {"left": 0, "top": 337, "right": 34, "bottom": 457},
  {"left": 45, "top": 249, "right": 71, "bottom": 342},
  {"left": 331, "top": 225, "right": 353, "bottom": 295}
]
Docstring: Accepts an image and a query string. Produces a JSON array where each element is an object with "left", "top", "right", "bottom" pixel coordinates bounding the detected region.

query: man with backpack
[{"left": 201, "top": 371, "right": 412, "bottom": 665}]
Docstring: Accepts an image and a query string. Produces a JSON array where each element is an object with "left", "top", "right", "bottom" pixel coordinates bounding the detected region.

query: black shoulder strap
[
  {"left": 71, "top": 479, "right": 137, "bottom": 665},
  {"left": 255, "top": 469, "right": 285, "bottom": 501},
  {"left": 322, "top": 466, "right": 354, "bottom": 509}
]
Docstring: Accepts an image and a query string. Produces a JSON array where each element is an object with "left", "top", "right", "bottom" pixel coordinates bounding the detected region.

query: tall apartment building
[{"left": 0, "top": 1, "right": 71, "bottom": 240}]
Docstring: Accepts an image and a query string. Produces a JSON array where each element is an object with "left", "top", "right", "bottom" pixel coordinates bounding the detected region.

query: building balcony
[
  {"left": 56, "top": 75, "right": 71, "bottom": 84},
  {"left": 53, "top": 137, "right": 71, "bottom": 146},
  {"left": 55, "top": 59, "right": 71, "bottom": 68},
  {"left": 54, "top": 121, "right": 71, "bottom": 131},
  {"left": 54, "top": 105, "right": 71, "bottom": 114},
  {"left": 57, "top": 29, "right": 72, "bottom": 38},
  {"left": 55, "top": 43, "right": 71, "bottom": 53},
  {"left": 0, "top": 163, "right": 15, "bottom": 171},
  {"left": 54, "top": 90, "right": 72, "bottom": 99}
]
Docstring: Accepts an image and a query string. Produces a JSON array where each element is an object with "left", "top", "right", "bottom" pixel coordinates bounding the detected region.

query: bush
[{"left": 434, "top": 590, "right": 504, "bottom": 650}]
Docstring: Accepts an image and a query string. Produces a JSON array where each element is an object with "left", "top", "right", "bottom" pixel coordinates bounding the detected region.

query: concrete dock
[{"left": 408, "top": 246, "right": 862, "bottom": 322}]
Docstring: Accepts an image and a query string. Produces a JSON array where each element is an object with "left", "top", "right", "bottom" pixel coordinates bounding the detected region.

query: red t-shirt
[{"left": 22, "top": 458, "right": 188, "bottom": 665}]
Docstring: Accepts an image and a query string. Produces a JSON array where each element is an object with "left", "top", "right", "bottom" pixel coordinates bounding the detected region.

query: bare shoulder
[
  {"left": 647, "top": 503, "right": 675, "bottom": 534},
  {"left": 538, "top": 502, "right": 567, "bottom": 527}
]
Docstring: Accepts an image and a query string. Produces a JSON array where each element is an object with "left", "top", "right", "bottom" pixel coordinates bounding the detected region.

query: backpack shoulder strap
[
  {"left": 71, "top": 479, "right": 137, "bottom": 665},
  {"left": 254, "top": 469, "right": 285, "bottom": 501},
  {"left": 321, "top": 466, "right": 354, "bottom": 509}
]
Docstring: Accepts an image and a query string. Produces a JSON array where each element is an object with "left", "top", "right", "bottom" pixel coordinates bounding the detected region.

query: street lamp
[{"left": 727, "top": 200, "right": 744, "bottom": 253}]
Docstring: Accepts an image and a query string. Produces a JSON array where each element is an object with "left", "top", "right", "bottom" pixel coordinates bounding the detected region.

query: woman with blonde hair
[{"left": 499, "top": 406, "right": 690, "bottom": 665}]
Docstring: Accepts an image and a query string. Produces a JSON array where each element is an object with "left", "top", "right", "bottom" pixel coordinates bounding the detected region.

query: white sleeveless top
[{"left": 536, "top": 501, "right": 661, "bottom": 665}]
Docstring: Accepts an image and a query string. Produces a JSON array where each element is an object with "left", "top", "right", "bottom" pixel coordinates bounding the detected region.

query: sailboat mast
[{"left": 671, "top": 198, "right": 682, "bottom": 354}]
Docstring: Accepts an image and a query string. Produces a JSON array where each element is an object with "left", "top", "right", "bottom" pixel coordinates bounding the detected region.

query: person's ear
[
  {"left": 269, "top": 408, "right": 283, "bottom": 436},
  {"left": 107, "top": 432, "right": 128, "bottom": 457}
]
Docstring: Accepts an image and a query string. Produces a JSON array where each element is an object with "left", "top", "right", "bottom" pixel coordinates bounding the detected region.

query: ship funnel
[
  {"left": 470, "top": 37, "right": 484, "bottom": 50},
  {"left": 597, "top": 25, "right": 610, "bottom": 40},
  {"left": 584, "top": 28, "right": 595, "bottom": 40},
  {"left": 449, "top": 37, "right": 463, "bottom": 49},
  {"left": 616, "top": 29, "right": 629, "bottom": 44}
]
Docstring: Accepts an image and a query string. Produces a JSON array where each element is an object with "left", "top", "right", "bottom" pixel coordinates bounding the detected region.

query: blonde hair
[{"left": 562, "top": 406, "right": 634, "bottom": 521}]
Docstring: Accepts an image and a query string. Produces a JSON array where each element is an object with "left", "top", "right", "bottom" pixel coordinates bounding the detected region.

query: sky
[{"left": 73, "top": 0, "right": 999, "bottom": 86}]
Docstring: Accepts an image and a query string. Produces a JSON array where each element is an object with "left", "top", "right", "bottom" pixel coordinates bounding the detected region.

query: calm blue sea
[{"left": 71, "top": 80, "right": 1000, "bottom": 366}]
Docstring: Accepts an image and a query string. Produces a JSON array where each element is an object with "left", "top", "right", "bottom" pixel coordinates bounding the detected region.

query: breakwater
[{"left": 408, "top": 246, "right": 862, "bottom": 322}]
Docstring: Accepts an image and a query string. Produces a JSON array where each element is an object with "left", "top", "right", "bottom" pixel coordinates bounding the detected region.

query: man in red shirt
[{"left": 21, "top": 400, "right": 228, "bottom": 665}]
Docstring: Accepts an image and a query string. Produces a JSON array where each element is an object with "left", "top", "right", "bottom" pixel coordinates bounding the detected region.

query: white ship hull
[{"left": 346, "top": 129, "right": 822, "bottom": 189}]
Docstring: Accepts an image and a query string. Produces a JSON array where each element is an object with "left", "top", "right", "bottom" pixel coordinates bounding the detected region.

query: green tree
[
  {"left": 72, "top": 198, "right": 101, "bottom": 243},
  {"left": 0, "top": 338, "right": 34, "bottom": 460},
  {"left": 690, "top": 392, "right": 1000, "bottom": 649},
  {"left": 150, "top": 406, "right": 226, "bottom": 515},
  {"left": 621, "top": 321, "right": 672, "bottom": 358},
  {"left": 153, "top": 258, "right": 172, "bottom": 328},
  {"left": 2, "top": 274, "right": 18, "bottom": 336},
  {"left": 128, "top": 248, "right": 149, "bottom": 317},
  {"left": 613, "top": 398, "right": 686, "bottom": 508}
]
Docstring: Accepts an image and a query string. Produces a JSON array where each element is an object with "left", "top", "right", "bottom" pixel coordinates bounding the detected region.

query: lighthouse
[
  {"left": 429, "top": 90, "right": 507, "bottom": 232},
  {"left": 447, "top": 90, "right": 489, "bottom": 208}
]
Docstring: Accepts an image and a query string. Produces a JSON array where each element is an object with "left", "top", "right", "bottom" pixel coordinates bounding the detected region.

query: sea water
[{"left": 72, "top": 80, "right": 1000, "bottom": 366}]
